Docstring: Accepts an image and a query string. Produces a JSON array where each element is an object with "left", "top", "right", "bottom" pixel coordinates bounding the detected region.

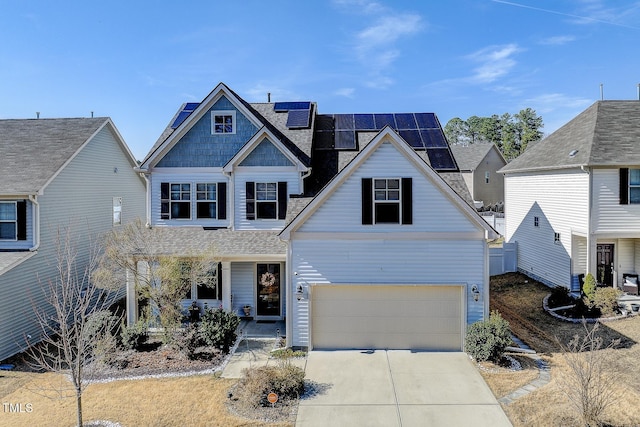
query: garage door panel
[{"left": 312, "top": 285, "right": 463, "bottom": 351}]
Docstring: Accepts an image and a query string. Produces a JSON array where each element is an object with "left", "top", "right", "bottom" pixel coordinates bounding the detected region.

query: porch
[{"left": 238, "top": 319, "right": 286, "bottom": 338}]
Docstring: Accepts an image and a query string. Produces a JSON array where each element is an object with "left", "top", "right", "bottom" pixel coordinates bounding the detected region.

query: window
[
  {"left": 245, "top": 182, "right": 287, "bottom": 220},
  {"left": 485, "top": 171, "right": 490, "bottom": 184},
  {"left": 374, "top": 178, "right": 401, "bottom": 223},
  {"left": 534, "top": 216, "right": 539, "bottom": 227},
  {"left": 183, "top": 262, "right": 221, "bottom": 301},
  {"left": 196, "top": 183, "right": 216, "bottom": 219},
  {"left": 161, "top": 183, "right": 191, "bottom": 219},
  {"left": 362, "top": 178, "right": 412, "bottom": 225},
  {"left": 113, "top": 197, "right": 122, "bottom": 225},
  {"left": 0, "top": 202, "right": 17, "bottom": 240},
  {"left": 211, "top": 110, "right": 236, "bottom": 134},
  {"left": 630, "top": 169, "right": 640, "bottom": 203},
  {"left": 554, "top": 232, "right": 561, "bottom": 244}
]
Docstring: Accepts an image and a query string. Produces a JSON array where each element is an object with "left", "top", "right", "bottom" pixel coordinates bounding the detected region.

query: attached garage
[{"left": 310, "top": 285, "right": 464, "bottom": 351}]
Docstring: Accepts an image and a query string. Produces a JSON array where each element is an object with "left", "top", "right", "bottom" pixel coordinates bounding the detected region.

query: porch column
[
  {"left": 125, "top": 267, "right": 137, "bottom": 326},
  {"left": 222, "top": 261, "right": 232, "bottom": 311},
  {"left": 587, "top": 233, "right": 597, "bottom": 279}
]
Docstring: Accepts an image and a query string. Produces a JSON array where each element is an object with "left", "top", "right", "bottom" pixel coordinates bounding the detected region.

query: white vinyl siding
[
  {"left": 150, "top": 171, "right": 228, "bottom": 228},
  {"left": 593, "top": 169, "right": 640, "bottom": 235},
  {"left": 234, "top": 168, "right": 300, "bottom": 230},
  {"left": 290, "top": 238, "right": 485, "bottom": 348},
  {"left": 505, "top": 169, "right": 589, "bottom": 288},
  {"left": 231, "top": 262, "right": 254, "bottom": 316},
  {"left": 298, "top": 143, "right": 478, "bottom": 234},
  {"left": 0, "top": 125, "right": 146, "bottom": 361}
]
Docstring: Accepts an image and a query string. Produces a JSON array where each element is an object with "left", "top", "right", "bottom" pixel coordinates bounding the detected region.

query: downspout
[
  {"left": 134, "top": 168, "right": 152, "bottom": 227},
  {"left": 28, "top": 195, "right": 40, "bottom": 251},
  {"left": 299, "top": 169, "right": 311, "bottom": 194},
  {"left": 222, "top": 170, "right": 234, "bottom": 229},
  {"left": 583, "top": 165, "right": 595, "bottom": 279}
]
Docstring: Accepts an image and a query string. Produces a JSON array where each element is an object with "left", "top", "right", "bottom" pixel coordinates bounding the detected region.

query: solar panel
[
  {"left": 420, "top": 129, "right": 448, "bottom": 148},
  {"left": 184, "top": 102, "right": 200, "bottom": 111},
  {"left": 286, "top": 109, "right": 311, "bottom": 128},
  {"left": 374, "top": 114, "right": 395, "bottom": 129},
  {"left": 170, "top": 102, "right": 201, "bottom": 129},
  {"left": 313, "top": 131, "right": 335, "bottom": 149},
  {"left": 427, "top": 148, "right": 457, "bottom": 170},
  {"left": 335, "top": 114, "right": 354, "bottom": 130},
  {"left": 399, "top": 130, "right": 423, "bottom": 149},
  {"left": 274, "top": 101, "right": 311, "bottom": 112},
  {"left": 415, "top": 113, "right": 438, "bottom": 129},
  {"left": 354, "top": 114, "right": 376, "bottom": 130},
  {"left": 314, "top": 115, "right": 335, "bottom": 131},
  {"left": 394, "top": 113, "right": 417, "bottom": 130},
  {"left": 335, "top": 130, "right": 356, "bottom": 149}
]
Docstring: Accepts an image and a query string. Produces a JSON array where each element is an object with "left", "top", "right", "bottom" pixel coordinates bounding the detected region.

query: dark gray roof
[
  {"left": 450, "top": 143, "right": 495, "bottom": 171},
  {"left": 138, "top": 228, "right": 286, "bottom": 258},
  {"left": 0, "top": 118, "right": 108, "bottom": 195},
  {"left": 501, "top": 101, "right": 640, "bottom": 173}
]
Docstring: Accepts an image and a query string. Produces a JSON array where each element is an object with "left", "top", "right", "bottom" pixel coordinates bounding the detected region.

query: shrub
[
  {"left": 548, "top": 285, "right": 575, "bottom": 307},
  {"left": 236, "top": 364, "right": 305, "bottom": 407},
  {"left": 465, "top": 311, "right": 512, "bottom": 362},
  {"left": 592, "top": 287, "right": 622, "bottom": 316},
  {"left": 582, "top": 273, "right": 597, "bottom": 307},
  {"left": 120, "top": 319, "right": 148, "bottom": 351},
  {"left": 198, "top": 308, "right": 240, "bottom": 353},
  {"left": 171, "top": 323, "right": 202, "bottom": 359},
  {"left": 271, "top": 348, "right": 307, "bottom": 359}
]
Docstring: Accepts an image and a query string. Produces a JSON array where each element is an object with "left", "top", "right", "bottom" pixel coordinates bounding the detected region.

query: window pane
[
  {"left": 374, "top": 179, "right": 386, "bottom": 189},
  {"left": 181, "top": 184, "right": 190, "bottom": 192},
  {"left": 197, "top": 202, "right": 216, "bottom": 218},
  {"left": 172, "top": 202, "right": 190, "bottom": 219},
  {"left": 388, "top": 190, "right": 400, "bottom": 201},
  {"left": 374, "top": 190, "right": 386, "bottom": 200},
  {"left": 257, "top": 183, "right": 266, "bottom": 191},
  {"left": 375, "top": 203, "right": 400, "bottom": 223},
  {"left": 0, "top": 223, "right": 16, "bottom": 239},
  {"left": 257, "top": 202, "right": 277, "bottom": 219},
  {"left": 388, "top": 179, "right": 400, "bottom": 189},
  {"left": 197, "top": 283, "right": 217, "bottom": 299},
  {"left": 0, "top": 203, "right": 16, "bottom": 220},
  {"left": 215, "top": 116, "right": 224, "bottom": 124},
  {"left": 631, "top": 187, "right": 640, "bottom": 204},
  {"left": 631, "top": 169, "right": 640, "bottom": 185}
]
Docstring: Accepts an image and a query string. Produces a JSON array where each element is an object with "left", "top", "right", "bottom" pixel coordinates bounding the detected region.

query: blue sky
[{"left": 1, "top": 0, "right": 640, "bottom": 160}]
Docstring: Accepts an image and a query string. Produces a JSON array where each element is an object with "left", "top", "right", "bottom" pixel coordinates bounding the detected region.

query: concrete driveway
[{"left": 296, "top": 350, "right": 512, "bottom": 427}]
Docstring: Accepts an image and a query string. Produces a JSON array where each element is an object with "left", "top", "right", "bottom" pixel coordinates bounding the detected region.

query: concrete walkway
[{"left": 297, "top": 351, "right": 512, "bottom": 427}]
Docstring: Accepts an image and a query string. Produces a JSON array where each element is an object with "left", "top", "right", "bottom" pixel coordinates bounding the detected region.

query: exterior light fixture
[{"left": 296, "top": 284, "right": 304, "bottom": 301}]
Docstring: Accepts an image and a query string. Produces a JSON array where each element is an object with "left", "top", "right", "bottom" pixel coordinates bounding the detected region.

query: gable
[
  {"left": 156, "top": 96, "right": 259, "bottom": 167},
  {"left": 296, "top": 141, "right": 482, "bottom": 234},
  {"left": 239, "top": 138, "right": 295, "bottom": 167}
]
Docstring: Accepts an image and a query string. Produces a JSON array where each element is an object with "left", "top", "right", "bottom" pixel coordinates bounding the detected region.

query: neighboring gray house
[
  {"left": 130, "top": 82, "right": 496, "bottom": 351},
  {"left": 502, "top": 101, "right": 640, "bottom": 290},
  {"left": 450, "top": 142, "right": 506, "bottom": 209},
  {"left": 0, "top": 118, "right": 145, "bottom": 361}
]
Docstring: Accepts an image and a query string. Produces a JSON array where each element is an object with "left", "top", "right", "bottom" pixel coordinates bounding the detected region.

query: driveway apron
[{"left": 296, "top": 350, "right": 512, "bottom": 427}]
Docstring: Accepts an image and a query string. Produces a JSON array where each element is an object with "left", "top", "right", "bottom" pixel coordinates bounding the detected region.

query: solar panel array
[
  {"left": 314, "top": 113, "right": 458, "bottom": 171},
  {"left": 273, "top": 102, "right": 312, "bottom": 129},
  {"left": 170, "top": 102, "right": 200, "bottom": 129}
]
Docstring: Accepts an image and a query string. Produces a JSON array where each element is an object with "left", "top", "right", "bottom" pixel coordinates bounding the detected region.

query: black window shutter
[
  {"left": 362, "top": 178, "right": 373, "bottom": 225},
  {"left": 620, "top": 168, "right": 629, "bottom": 205},
  {"left": 217, "top": 262, "right": 223, "bottom": 301},
  {"left": 246, "top": 182, "right": 255, "bottom": 220},
  {"left": 278, "top": 182, "right": 287, "bottom": 220},
  {"left": 16, "top": 200, "right": 27, "bottom": 240},
  {"left": 160, "top": 182, "right": 170, "bottom": 219},
  {"left": 217, "top": 182, "right": 227, "bottom": 219},
  {"left": 401, "top": 178, "right": 413, "bottom": 225}
]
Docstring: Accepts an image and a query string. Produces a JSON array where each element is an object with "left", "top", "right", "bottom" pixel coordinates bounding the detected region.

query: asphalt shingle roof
[
  {"left": 501, "top": 101, "right": 640, "bottom": 173},
  {"left": 0, "top": 118, "right": 107, "bottom": 195},
  {"left": 450, "top": 143, "right": 495, "bottom": 171}
]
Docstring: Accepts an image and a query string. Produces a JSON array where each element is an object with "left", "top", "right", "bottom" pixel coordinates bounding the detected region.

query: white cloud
[
  {"left": 334, "top": 87, "right": 356, "bottom": 97},
  {"left": 467, "top": 44, "right": 521, "bottom": 84},
  {"left": 539, "top": 35, "right": 576, "bottom": 45},
  {"left": 524, "top": 93, "right": 592, "bottom": 114}
]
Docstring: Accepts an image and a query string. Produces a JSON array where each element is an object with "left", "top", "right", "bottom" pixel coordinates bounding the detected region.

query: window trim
[
  {"left": 485, "top": 171, "right": 490, "bottom": 184},
  {"left": 246, "top": 181, "right": 287, "bottom": 221},
  {"left": 211, "top": 110, "right": 236, "bottom": 135},
  {"left": 373, "top": 178, "right": 402, "bottom": 224},
  {"left": 534, "top": 216, "right": 539, "bottom": 227},
  {"left": 554, "top": 232, "right": 561, "bottom": 244},
  {"left": 183, "top": 261, "right": 222, "bottom": 301},
  {"left": 161, "top": 182, "right": 192, "bottom": 220},
  {"left": 629, "top": 168, "right": 640, "bottom": 204},
  {"left": 256, "top": 182, "right": 278, "bottom": 220},
  {"left": 362, "top": 177, "right": 412, "bottom": 225},
  {"left": 113, "top": 197, "right": 122, "bottom": 226},
  {"left": 0, "top": 201, "right": 17, "bottom": 241}
]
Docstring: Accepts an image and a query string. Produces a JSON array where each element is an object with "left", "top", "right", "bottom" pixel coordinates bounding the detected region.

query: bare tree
[
  {"left": 557, "top": 321, "right": 622, "bottom": 427},
  {"left": 25, "top": 226, "right": 121, "bottom": 427}
]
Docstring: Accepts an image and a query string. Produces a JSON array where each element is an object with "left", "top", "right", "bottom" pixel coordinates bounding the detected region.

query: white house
[
  {"left": 130, "top": 82, "right": 496, "bottom": 351},
  {"left": 502, "top": 101, "right": 640, "bottom": 291},
  {"left": 0, "top": 118, "right": 146, "bottom": 361}
]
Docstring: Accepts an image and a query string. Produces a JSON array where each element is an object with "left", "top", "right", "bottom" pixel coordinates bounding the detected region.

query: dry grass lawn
[
  {"left": 486, "top": 273, "right": 640, "bottom": 427},
  {"left": 0, "top": 372, "right": 293, "bottom": 427}
]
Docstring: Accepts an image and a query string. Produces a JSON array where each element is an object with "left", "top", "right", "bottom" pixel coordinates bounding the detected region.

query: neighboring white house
[
  {"left": 130, "top": 82, "right": 496, "bottom": 351},
  {"left": 0, "top": 118, "right": 146, "bottom": 361},
  {"left": 280, "top": 128, "right": 498, "bottom": 350},
  {"left": 501, "top": 101, "right": 640, "bottom": 290}
]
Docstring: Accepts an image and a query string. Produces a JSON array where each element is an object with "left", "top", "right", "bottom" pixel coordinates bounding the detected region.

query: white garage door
[{"left": 311, "top": 285, "right": 463, "bottom": 351}]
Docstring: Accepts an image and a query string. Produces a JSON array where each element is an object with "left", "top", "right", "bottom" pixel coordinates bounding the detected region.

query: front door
[
  {"left": 596, "top": 244, "right": 614, "bottom": 286},
  {"left": 256, "top": 263, "right": 280, "bottom": 317}
]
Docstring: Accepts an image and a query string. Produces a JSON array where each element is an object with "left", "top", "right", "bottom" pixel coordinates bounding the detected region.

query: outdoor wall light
[
  {"left": 296, "top": 284, "right": 304, "bottom": 301},
  {"left": 471, "top": 284, "right": 480, "bottom": 302}
]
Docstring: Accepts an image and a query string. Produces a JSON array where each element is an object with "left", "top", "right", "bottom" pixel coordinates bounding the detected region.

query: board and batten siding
[
  {"left": 233, "top": 168, "right": 301, "bottom": 230},
  {"left": 298, "top": 142, "right": 479, "bottom": 234},
  {"left": 0, "top": 125, "right": 146, "bottom": 361},
  {"left": 505, "top": 169, "right": 589, "bottom": 288},
  {"left": 149, "top": 170, "right": 229, "bottom": 227},
  {"left": 289, "top": 239, "right": 486, "bottom": 348},
  {"left": 592, "top": 169, "right": 640, "bottom": 235}
]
